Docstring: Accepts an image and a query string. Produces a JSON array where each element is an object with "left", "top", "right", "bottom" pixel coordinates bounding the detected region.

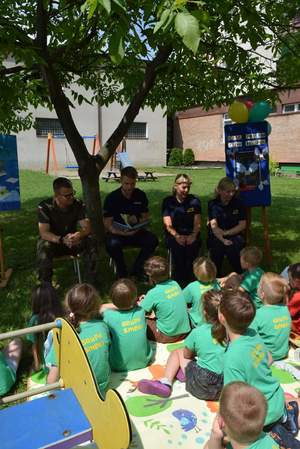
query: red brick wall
[{"left": 174, "top": 90, "right": 300, "bottom": 164}]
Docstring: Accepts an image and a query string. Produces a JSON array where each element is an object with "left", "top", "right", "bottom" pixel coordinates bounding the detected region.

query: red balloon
[{"left": 244, "top": 99, "right": 254, "bottom": 110}]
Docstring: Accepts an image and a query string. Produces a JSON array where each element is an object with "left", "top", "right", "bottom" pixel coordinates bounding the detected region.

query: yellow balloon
[{"left": 228, "top": 101, "right": 249, "bottom": 123}]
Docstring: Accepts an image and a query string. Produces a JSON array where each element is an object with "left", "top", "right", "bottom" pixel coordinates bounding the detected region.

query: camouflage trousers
[{"left": 37, "top": 236, "right": 98, "bottom": 285}]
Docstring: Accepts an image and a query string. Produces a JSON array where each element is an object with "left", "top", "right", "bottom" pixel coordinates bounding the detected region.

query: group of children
[{"left": 1, "top": 247, "right": 300, "bottom": 449}]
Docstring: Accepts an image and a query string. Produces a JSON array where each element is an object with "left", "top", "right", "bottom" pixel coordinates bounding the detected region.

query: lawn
[
  {"left": 1, "top": 167, "right": 300, "bottom": 336},
  {"left": 0, "top": 167, "right": 299, "bottom": 396}
]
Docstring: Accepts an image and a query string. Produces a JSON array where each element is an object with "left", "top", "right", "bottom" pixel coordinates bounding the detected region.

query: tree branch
[{"left": 97, "top": 45, "right": 172, "bottom": 167}]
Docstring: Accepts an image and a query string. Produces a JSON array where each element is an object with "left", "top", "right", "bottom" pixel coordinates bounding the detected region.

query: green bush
[
  {"left": 269, "top": 156, "right": 279, "bottom": 176},
  {"left": 168, "top": 147, "right": 183, "bottom": 166},
  {"left": 183, "top": 148, "right": 195, "bottom": 166}
]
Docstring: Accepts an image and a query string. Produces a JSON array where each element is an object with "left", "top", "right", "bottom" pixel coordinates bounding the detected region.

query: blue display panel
[
  {"left": 0, "top": 135, "right": 20, "bottom": 211},
  {"left": 225, "top": 122, "right": 271, "bottom": 207}
]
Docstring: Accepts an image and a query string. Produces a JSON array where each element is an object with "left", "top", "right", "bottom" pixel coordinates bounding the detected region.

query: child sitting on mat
[
  {"left": 287, "top": 263, "right": 300, "bottom": 336},
  {"left": 100, "top": 278, "right": 153, "bottom": 372},
  {"left": 139, "top": 256, "right": 191, "bottom": 343},
  {"left": 251, "top": 272, "right": 291, "bottom": 361},
  {"left": 47, "top": 283, "right": 111, "bottom": 396},
  {"left": 183, "top": 256, "right": 219, "bottom": 327},
  {"left": 138, "top": 290, "right": 225, "bottom": 400}
]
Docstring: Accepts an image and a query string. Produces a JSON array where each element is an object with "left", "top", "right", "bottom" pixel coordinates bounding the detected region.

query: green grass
[{"left": 0, "top": 168, "right": 300, "bottom": 394}]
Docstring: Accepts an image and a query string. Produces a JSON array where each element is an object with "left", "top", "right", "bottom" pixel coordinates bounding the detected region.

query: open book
[{"left": 113, "top": 219, "right": 150, "bottom": 232}]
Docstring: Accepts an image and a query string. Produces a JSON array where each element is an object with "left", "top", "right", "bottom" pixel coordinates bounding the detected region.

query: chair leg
[
  {"left": 73, "top": 258, "right": 82, "bottom": 283},
  {"left": 168, "top": 250, "right": 172, "bottom": 278},
  {"left": 109, "top": 257, "right": 117, "bottom": 276}
]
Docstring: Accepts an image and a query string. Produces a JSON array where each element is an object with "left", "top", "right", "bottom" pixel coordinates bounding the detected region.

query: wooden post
[
  {"left": 244, "top": 206, "right": 272, "bottom": 266},
  {"left": 261, "top": 206, "right": 272, "bottom": 265},
  {"left": 45, "top": 133, "right": 52, "bottom": 174},
  {"left": 0, "top": 228, "right": 12, "bottom": 288}
]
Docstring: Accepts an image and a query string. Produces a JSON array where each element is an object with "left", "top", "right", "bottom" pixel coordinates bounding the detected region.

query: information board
[{"left": 0, "top": 135, "right": 20, "bottom": 211}]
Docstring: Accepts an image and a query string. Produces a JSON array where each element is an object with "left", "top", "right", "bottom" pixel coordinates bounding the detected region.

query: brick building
[{"left": 173, "top": 89, "right": 300, "bottom": 164}]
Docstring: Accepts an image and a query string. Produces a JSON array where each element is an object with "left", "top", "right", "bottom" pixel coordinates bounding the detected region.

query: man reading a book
[{"left": 103, "top": 166, "right": 158, "bottom": 279}]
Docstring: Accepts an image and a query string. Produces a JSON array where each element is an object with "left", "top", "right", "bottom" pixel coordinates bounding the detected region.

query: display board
[
  {"left": 225, "top": 121, "right": 271, "bottom": 207},
  {"left": 0, "top": 135, "right": 20, "bottom": 211}
]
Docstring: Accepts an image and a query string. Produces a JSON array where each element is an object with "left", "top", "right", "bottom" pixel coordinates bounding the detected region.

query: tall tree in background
[{"left": 0, "top": 0, "right": 298, "bottom": 242}]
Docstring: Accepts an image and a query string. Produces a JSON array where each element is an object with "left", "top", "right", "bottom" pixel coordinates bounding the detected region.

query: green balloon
[{"left": 249, "top": 101, "right": 272, "bottom": 122}]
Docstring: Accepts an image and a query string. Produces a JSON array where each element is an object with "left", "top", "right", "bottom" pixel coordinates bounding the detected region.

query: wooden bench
[
  {"left": 138, "top": 171, "right": 158, "bottom": 181},
  {"left": 102, "top": 170, "right": 120, "bottom": 182}
]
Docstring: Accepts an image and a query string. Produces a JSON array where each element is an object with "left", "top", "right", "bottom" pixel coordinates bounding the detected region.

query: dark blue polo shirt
[
  {"left": 208, "top": 197, "right": 246, "bottom": 230},
  {"left": 103, "top": 187, "right": 149, "bottom": 224},
  {"left": 162, "top": 194, "right": 201, "bottom": 235}
]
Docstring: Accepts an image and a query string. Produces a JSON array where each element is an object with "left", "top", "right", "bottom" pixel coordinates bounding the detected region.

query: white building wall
[
  {"left": 101, "top": 102, "right": 167, "bottom": 167},
  {"left": 16, "top": 100, "right": 99, "bottom": 171}
]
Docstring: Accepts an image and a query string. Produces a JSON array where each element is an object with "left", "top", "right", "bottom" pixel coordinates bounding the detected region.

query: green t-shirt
[
  {"left": 183, "top": 280, "right": 220, "bottom": 326},
  {"left": 184, "top": 323, "right": 225, "bottom": 374},
  {"left": 47, "top": 319, "right": 111, "bottom": 394},
  {"left": 26, "top": 314, "right": 39, "bottom": 343},
  {"left": 140, "top": 280, "right": 191, "bottom": 336},
  {"left": 251, "top": 305, "right": 291, "bottom": 360},
  {"left": 103, "top": 306, "right": 153, "bottom": 372},
  {"left": 223, "top": 329, "right": 285, "bottom": 426},
  {"left": 0, "top": 351, "right": 16, "bottom": 396},
  {"left": 227, "top": 433, "right": 279, "bottom": 449},
  {"left": 240, "top": 267, "right": 264, "bottom": 308}
]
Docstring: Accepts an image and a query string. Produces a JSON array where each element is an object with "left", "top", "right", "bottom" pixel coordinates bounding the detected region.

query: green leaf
[
  {"left": 154, "top": 9, "right": 171, "bottom": 33},
  {"left": 112, "top": 0, "right": 126, "bottom": 11},
  {"left": 175, "top": 12, "right": 200, "bottom": 53},
  {"left": 109, "top": 32, "right": 124, "bottom": 64},
  {"left": 99, "top": 0, "right": 111, "bottom": 15}
]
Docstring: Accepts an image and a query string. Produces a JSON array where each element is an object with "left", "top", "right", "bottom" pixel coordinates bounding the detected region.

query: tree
[{"left": 0, "top": 0, "right": 298, "bottom": 244}]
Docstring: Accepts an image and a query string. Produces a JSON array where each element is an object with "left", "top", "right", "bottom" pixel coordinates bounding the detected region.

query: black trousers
[
  {"left": 166, "top": 235, "right": 201, "bottom": 288},
  {"left": 37, "top": 236, "right": 98, "bottom": 284},
  {"left": 207, "top": 234, "right": 245, "bottom": 277},
  {"left": 105, "top": 229, "right": 158, "bottom": 278}
]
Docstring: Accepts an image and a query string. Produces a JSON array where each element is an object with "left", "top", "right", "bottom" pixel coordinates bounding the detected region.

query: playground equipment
[
  {"left": 45, "top": 134, "right": 101, "bottom": 175},
  {"left": 0, "top": 319, "right": 131, "bottom": 449}
]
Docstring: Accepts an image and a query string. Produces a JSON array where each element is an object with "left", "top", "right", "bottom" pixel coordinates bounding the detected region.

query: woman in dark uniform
[
  {"left": 207, "top": 177, "right": 246, "bottom": 276},
  {"left": 162, "top": 174, "right": 201, "bottom": 287}
]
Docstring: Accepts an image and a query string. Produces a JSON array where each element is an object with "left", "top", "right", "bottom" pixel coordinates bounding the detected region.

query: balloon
[
  {"left": 249, "top": 101, "right": 272, "bottom": 122},
  {"left": 228, "top": 101, "right": 249, "bottom": 123},
  {"left": 264, "top": 120, "right": 272, "bottom": 135},
  {"left": 244, "top": 99, "right": 254, "bottom": 110}
]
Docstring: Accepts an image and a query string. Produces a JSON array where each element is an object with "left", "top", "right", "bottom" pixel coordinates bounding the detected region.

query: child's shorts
[{"left": 185, "top": 361, "right": 223, "bottom": 401}]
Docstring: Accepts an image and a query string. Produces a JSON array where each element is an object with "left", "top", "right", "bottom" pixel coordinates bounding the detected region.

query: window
[
  {"left": 282, "top": 103, "right": 300, "bottom": 114},
  {"left": 35, "top": 118, "right": 65, "bottom": 137},
  {"left": 222, "top": 113, "right": 233, "bottom": 142},
  {"left": 126, "top": 122, "right": 147, "bottom": 139}
]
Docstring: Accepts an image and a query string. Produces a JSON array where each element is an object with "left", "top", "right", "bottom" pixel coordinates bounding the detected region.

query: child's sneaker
[
  {"left": 284, "top": 401, "right": 299, "bottom": 435},
  {"left": 176, "top": 368, "right": 186, "bottom": 382},
  {"left": 137, "top": 380, "right": 172, "bottom": 398}
]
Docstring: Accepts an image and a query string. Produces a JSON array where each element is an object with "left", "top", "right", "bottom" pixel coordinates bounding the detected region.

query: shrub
[
  {"left": 269, "top": 156, "right": 279, "bottom": 176},
  {"left": 168, "top": 148, "right": 183, "bottom": 166},
  {"left": 183, "top": 148, "right": 195, "bottom": 166}
]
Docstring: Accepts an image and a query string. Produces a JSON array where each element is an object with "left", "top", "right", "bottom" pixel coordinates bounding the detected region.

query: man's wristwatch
[{"left": 59, "top": 236, "right": 64, "bottom": 244}]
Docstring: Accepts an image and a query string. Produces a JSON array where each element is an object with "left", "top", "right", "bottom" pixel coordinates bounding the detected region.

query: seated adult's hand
[
  {"left": 186, "top": 234, "right": 196, "bottom": 246},
  {"left": 175, "top": 234, "right": 186, "bottom": 246}
]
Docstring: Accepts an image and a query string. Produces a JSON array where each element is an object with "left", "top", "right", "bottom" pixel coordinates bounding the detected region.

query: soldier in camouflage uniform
[{"left": 37, "top": 177, "right": 98, "bottom": 285}]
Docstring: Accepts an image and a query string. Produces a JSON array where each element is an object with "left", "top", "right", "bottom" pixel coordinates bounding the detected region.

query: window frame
[
  {"left": 126, "top": 122, "right": 148, "bottom": 140},
  {"left": 35, "top": 117, "right": 65, "bottom": 138}
]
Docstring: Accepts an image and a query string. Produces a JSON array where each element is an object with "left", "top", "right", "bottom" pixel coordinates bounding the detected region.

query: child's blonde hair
[
  {"left": 258, "top": 272, "right": 289, "bottom": 305},
  {"left": 110, "top": 278, "right": 137, "bottom": 310},
  {"left": 220, "top": 382, "right": 267, "bottom": 444},
  {"left": 65, "top": 283, "right": 100, "bottom": 331},
  {"left": 172, "top": 173, "right": 192, "bottom": 195},
  {"left": 193, "top": 256, "right": 216, "bottom": 283},
  {"left": 144, "top": 256, "right": 169, "bottom": 283},
  {"left": 240, "top": 246, "right": 262, "bottom": 267}
]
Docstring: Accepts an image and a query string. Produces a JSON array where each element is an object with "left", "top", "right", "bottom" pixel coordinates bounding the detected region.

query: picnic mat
[{"left": 29, "top": 342, "right": 300, "bottom": 449}]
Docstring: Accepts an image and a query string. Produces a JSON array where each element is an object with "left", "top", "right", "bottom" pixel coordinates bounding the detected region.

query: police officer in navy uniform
[
  {"left": 207, "top": 177, "right": 246, "bottom": 276},
  {"left": 103, "top": 166, "right": 158, "bottom": 279},
  {"left": 37, "top": 177, "right": 98, "bottom": 284},
  {"left": 162, "top": 174, "right": 201, "bottom": 287}
]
